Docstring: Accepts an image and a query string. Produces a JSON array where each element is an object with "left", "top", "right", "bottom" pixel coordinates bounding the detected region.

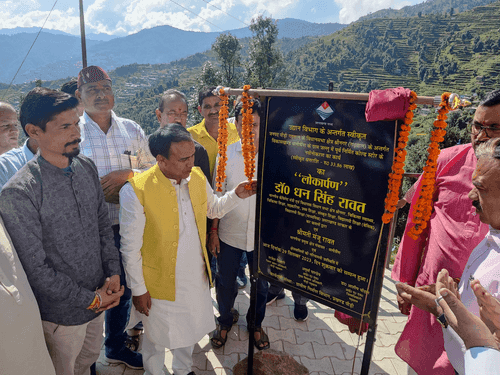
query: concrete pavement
[{"left": 96, "top": 267, "right": 408, "bottom": 375}]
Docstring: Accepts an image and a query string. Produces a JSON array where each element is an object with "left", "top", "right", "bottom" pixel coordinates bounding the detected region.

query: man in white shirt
[
  {"left": 119, "top": 124, "right": 256, "bottom": 375},
  {"left": 397, "top": 137, "right": 500, "bottom": 374},
  {"left": 209, "top": 99, "right": 270, "bottom": 350},
  {"left": 436, "top": 278, "right": 500, "bottom": 375}
]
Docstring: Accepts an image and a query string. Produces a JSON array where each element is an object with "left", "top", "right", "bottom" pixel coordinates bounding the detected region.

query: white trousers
[
  {"left": 42, "top": 314, "right": 104, "bottom": 375},
  {"left": 143, "top": 333, "right": 194, "bottom": 375}
]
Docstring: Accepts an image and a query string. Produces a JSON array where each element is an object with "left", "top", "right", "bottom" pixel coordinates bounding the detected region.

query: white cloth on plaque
[{"left": 120, "top": 178, "right": 241, "bottom": 349}]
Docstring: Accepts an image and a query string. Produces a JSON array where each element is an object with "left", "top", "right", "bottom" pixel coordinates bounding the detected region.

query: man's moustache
[
  {"left": 65, "top": 138, "right": 82, "bottom": 147},
  {"left": 472, "top": 200, "right": 482, "bottom": 212}
]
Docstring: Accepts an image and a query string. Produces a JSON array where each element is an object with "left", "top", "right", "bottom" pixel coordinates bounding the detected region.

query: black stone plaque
[{"left": 256, "top": 96, "right": 397, "bottom": 320}]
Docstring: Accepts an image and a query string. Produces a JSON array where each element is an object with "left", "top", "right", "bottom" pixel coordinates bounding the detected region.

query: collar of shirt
[
  {"left": 82, "top": 110, "right": 119, "bottom": 134},
  {"left": 191, "top": 119, "right": 214, "bottom": 141},
  {"left": 37, "top": 155, "right": 75, "bottom": 177},
  {"left": 22, "top": 140, "right": 35, "bottom": 161},
  {"left": 486, "top": 226, "right": 500, "bottom": 248},
  {"left": 167, "top": 175, "right": 191, "bottom": 186}
]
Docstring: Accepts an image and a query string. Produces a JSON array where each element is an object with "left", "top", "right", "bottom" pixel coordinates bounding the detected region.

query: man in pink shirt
[{"left": 392, "top": 89, "right": 500, "bottom": 374}]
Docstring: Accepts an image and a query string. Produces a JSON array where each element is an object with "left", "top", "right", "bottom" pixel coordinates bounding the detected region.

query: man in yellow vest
[
  {"left": 187, "top": 86, "right": 240, "bottom": 179},
  {"left": 119, "top": 124, "right": 256, "bottom": 375}
]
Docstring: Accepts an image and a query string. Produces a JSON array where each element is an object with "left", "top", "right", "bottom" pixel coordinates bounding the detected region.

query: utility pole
[{"left": 79, "top": 0, "right": 87, "bottom": 68}]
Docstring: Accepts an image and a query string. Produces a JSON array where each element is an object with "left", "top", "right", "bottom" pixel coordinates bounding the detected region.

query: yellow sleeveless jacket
[{"left": 129, "top": 165, "right": 211, "bottom": 300}]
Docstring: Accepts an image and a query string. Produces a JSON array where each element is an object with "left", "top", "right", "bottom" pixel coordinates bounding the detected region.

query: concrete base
[{"left": 233, "top": 349, "right": 308, "bottom": 375}]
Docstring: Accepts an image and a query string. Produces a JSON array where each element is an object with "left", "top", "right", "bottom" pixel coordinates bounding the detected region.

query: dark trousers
[
  {"left": 104, "top": 225, "right": 132, "bottom": 355},
  {"left": 215, "top": 240, "right": 268, "bottom": 328},
  {"left": 238, "top": 252, "right": 248, "bottom": 280}
]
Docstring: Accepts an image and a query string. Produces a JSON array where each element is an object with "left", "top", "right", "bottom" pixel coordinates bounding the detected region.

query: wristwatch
[
  {"left": 434, "top": 296, "right": 448, "bottom": 328},
  {"left": 436, "top": 313, "right": 448, "bottom": 328}
]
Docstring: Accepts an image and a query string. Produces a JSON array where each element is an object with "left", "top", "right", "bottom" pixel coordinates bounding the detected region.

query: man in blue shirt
[
  {"left": 0, "top": 137, "right": 37, "bottom": 189},
  {"left": 0, "top": 103, "right": 19, "bottom": 156},
  {"left": 0, "top": 103, "right": 32, "bottom": 189}
]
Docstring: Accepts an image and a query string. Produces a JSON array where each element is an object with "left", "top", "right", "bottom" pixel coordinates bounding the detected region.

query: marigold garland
[
  {"left": 407, "top": 92, "right": 452, "bottom": 240},
  {"left": 215, "top": 88, "right": 229, "bottom": 192},
  {"left": 241, "top": 85, "right": 256, "bottom": 190},
  {"left": 382, "top": 91, "right": 417, "bottom": 224}
]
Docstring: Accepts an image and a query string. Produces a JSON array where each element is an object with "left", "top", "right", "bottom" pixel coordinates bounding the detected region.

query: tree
[
  {"left": 212, "top": 33, "right": 241, "bottom": 87},
  {"left": 245, "top": 15, "right": 287, "bottom": 88},
  {"left": 199, "top": 61, "right": 222, "bottom": 87}
]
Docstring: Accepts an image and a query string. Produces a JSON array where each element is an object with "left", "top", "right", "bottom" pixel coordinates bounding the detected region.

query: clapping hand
[
  {"left": 436, "top": 286, "right": 498, "bottom": 350},
  {"left": 471, "top": 279, "right": 500, "bottom": 347}
]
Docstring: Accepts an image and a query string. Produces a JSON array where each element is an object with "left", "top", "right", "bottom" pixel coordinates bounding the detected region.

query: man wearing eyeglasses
[
  {"left": 156, "top": 89, "right": 210, "bottom": 180},
  {"left": 392, "top": 91, "right": 500, "bottom": 374}
]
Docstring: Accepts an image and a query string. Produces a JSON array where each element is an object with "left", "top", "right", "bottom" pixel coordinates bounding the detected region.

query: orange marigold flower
[{"left": 382, "top": 90, "right": 416, "bottom": 224}]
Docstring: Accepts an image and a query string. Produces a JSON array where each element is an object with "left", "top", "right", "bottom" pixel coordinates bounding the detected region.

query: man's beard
[{"left": 63, "top": 149, "right": 80, "bottom": 163}]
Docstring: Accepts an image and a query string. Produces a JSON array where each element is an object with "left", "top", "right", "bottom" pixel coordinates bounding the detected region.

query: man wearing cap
[{"left": 76, "top": 65, "right": 154, "bottom": 369}]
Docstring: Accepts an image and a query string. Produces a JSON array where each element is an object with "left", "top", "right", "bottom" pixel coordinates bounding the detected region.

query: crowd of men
[
  {"left": 1, "top": 64, "right": 499, "bottom": 375},
  {"left": 0, "top": 66, "right": 299, "bottom": 375}
]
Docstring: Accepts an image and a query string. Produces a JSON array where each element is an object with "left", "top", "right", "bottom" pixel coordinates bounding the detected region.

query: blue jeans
[
  {"left": 104, "top": 225, "right": 132, "bottom": 355},
  {"left": 238, "top": 252, "right": 248, "bottom": 280},
  {"left": 215, "top": 241, "right": 268, "bottom": 328}
]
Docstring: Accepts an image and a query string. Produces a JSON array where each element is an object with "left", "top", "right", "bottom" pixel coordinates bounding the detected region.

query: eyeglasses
[{"left": 468, "top": 122, "right": 500, "bottom": 137}]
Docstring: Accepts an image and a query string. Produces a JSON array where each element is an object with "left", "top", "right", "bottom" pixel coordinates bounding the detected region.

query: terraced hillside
[{"left": 287, "top": 1, "right": 500, "bottom": 96}]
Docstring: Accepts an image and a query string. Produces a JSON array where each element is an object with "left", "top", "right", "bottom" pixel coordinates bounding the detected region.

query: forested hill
[
  {"left": 358, "top": 0, "right": 497, "bottom": 20},
  {"left": 286, "top": 1, "right": 500, "bottom": 96}
]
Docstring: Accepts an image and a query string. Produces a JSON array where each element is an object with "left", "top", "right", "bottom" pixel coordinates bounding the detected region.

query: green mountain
[
  {"left": 359, "top": 0, "right": 497, "bottom": 20},
  {"left": 3, "top": 1, "right": 500, "bottom": 136},
  {"left": 286, "top": 1, "right": 500, "bottom": 96}
]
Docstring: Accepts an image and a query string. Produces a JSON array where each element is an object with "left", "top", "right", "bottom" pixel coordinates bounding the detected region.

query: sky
[{"left": 1, "top": 0, "right": 422, "bottom": 36}]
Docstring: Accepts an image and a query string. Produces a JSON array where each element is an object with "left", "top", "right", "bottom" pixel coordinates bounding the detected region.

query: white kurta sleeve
[
  {"left": 119, "top": 183, "right": 148, "bottom": 296},
  {"left": 205, "top": 179, "right": 242, "bottom": 219},
  {"left": 442, "top": 325, "right": 466, "bottom": 375},
  {"left": 464, "top": 347, "right": 500, "bottom": 375}
]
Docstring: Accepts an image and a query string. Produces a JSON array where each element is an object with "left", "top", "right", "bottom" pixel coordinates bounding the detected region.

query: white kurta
[
  {"left": 0, "top": 216, "right": 55, "bottom": 375},
  {"left": 464, "top": 347, "right": 500, "bottom": 375},
  {"left": 119, "top": 177, "right": 242, "bottom": 349},
  {"left": 213, "top": 141, "right": 257, "bottom": 251},
  {"left": 442, "top": 227, "right": 500, "bottom": 374}
]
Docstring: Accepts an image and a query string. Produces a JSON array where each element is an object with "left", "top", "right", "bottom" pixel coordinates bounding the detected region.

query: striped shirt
[{"left": 80, "top": 111, "right": 154, "bottom": 225}]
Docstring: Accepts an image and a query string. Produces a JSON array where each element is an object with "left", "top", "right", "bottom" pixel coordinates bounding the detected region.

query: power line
[
  {"left": 167, "top": 0, "right": 225, "bottom": 31},
  {"left": 1, "top": 0, "right": 59, "bottom": 101},
  {"left": 198, "top": 0, "right": 249, "bottom": 28}
]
